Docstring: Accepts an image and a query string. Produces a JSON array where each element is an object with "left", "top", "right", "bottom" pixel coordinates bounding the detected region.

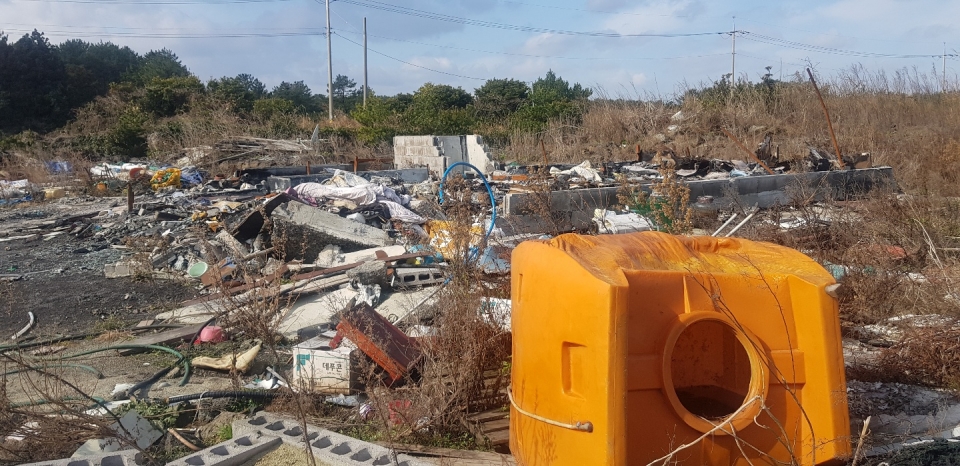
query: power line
[
  {"left": 4, "top": 22, "right": 322, "bottom": 32},
  {"left": 740, "top": 32, "right": 955, "bottom": 59},
  {"left": 1, "top": 27, "right": 323, "bottom": 38},
  {"left": 499, "top": 0, "right": 693, "bottom": 18},
  {"left": 337, "top": 29, "right": 726, "bottom": 62},
  {"left": 335, "top": 32, "right": 488, "bottom": 81},
  {"left": 337, "top": 0, "right": 727, "bottom": 38},
  {"left": 8, "top": 0, "right": 290, "bottom": 4}
]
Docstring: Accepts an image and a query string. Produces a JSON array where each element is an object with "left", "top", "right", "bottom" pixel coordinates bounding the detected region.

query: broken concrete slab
[
  {"left": 279, "top": 288, "right": 357, "bottom": 339},
  {"left": 346, "top": 260, "right": 389, "bottom": 287},
  {"left": 375, "top": 288, "right": 441, "bottom": 325},
  {"left": 317, "top": 244, "right": 407, "bottom": 268},
  {"left": 272, "top": 201, "right": 391, "bottom": 260}
]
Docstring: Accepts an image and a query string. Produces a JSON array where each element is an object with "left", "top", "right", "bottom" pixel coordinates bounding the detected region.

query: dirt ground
[{"left": 0, "top": 200, "right": 198, "bottom": 336}]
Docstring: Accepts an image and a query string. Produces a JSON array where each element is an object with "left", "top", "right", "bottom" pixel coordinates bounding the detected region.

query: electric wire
[
  {"left": 337, "top": 30, "right": 727, "bottom": 62},
  {"left": 9, "top": 0, "right": 291, "bottom": 4},
  {"left": 335, "top": 32, "right": 489, "bottom": 80},
  {"left": 740, "top": 31, "right": 956, "bottom": 59},
  {"left": 337, "top": 0, "right": 727, "bottom": 38},
  {"left": 1, "top": 27, "right": 324, "bottom": 38}
]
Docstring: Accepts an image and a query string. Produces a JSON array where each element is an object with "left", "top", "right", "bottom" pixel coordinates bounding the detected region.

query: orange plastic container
[{"left": 510, "top": 232, "right": 850, "bottom": 466}]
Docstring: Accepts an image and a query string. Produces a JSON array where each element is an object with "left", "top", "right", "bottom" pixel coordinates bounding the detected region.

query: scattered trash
[{"left": 192, "top": 342, "right": 262, "bottom": 373}]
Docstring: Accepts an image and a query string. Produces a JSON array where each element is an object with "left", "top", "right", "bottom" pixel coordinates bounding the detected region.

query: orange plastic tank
[{"left": 510, "top": 231, "right": 850, "bottom": 466}]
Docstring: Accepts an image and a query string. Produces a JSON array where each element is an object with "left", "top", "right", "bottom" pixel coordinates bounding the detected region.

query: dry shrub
[
  {"left": 852, "top": 326, "right": 960, "bottom": 388},
  {"left": 496, "top": 66, "right": 960, "bottom": 201},
  {"left": 0, "top": 357, "right": 148, "bottom": 464},
  {"left": 350, "top": 173, "right": 510, "bottom": 447}
]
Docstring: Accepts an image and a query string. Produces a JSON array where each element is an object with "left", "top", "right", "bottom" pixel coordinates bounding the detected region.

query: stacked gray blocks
[
  {"left": 20, "top": 450, "right": 142, "bottom": 466},
  {"left": 232, "top": 412, "right": 428, "bottom": 466},
  {"left": 394, "top": 135, "right": 494, "bottom": 176},
  {"left": 166, "top": 432, "right": 282, "bottom": 466},
  {"left": 502, "top": 167, "right": 896, "bottom": 233}
]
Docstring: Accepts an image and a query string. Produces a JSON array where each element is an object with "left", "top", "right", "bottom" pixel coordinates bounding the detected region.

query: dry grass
[{"left": 501, "top": 67, "right": 960, "bottom": 200}]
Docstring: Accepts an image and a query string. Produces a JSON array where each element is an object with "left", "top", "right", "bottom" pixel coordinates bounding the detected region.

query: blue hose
[{"left": 439, "top": 162, "right": 497, "bottom": 263}]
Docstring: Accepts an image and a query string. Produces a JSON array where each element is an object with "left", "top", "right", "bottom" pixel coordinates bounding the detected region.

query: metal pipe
[
  {"left": 711, "top": 213, "right": 738, "bottom": 237},
  {"left": 807, "top": 68, "right": 844, "bottom": 169}
]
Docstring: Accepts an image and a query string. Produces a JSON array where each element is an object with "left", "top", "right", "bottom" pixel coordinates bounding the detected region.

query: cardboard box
[{"left": 292, "top": 334, "right": 359, "bottom": 394}]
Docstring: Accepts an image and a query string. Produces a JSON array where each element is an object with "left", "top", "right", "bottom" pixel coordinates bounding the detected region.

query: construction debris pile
[{"left": 0, "top": 132, "right": 940, "bottom": 466}]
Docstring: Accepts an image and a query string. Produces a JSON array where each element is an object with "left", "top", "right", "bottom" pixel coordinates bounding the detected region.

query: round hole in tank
[{"left": 669, "top": 319, "right": 752, "bottom": 420}]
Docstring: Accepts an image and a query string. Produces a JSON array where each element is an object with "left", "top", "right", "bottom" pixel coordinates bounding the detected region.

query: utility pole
[
  {"left": 944, "top": 42, "right": 948, "bottom": 92},
  {"left": 730, "top": 17, "right": 736, "bottom": 96},
  {"left": 325, "top": 0, "right": 333, "bottom": 120},
  {"left": 363, "top": 17, "right": 368, "bottom": 107}
]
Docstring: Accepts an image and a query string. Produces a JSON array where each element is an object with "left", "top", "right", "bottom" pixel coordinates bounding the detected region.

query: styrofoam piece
[
  {"left": 233, "top": 412, "right": 427, "bottom": 466},
  {"left": 19, "top": 450, "right": 141, "bottom": 466},
  {"left": 166, "top": 431, "right": 282, "bottom": 466}
]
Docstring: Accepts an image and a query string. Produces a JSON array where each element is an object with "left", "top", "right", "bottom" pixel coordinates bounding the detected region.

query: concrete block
[
  {"left": 278, "top": 288, "right": 357, "bottom": 338},
  {"left": 436, "top": 136, "right": 465, "bottom": 158},
  {"left": 20, "top": 450, "right": 142, "bottom": 466},
  {"left": 266, "top": 174, "right": 334, "bottom": 192},
  {"left": 104, "top": 261, "right": 136, "bottom": 279},
  {"left": 346, "top": 260, "right": 389, "bottom": 287},
  {"left": 233, "top": 412, "right": 427, "bottom": 466},
  {"left": 391, "top": 267, "right": 445, "bottom": 288},
  {"left": 167, "top": 431, "right": 282, "bottom": 466},
  {"left": 397, "top": 146, "right": 443, "bottom": 158},
  {"left": 392, "top": 135, "right": 437, "bottom": 148},
  {"left": 465, "top": 135, "right": 495, "bottom": 175},
  {"left": 394, "top": 155, "right": 448, "bottom": 175},
  {"left": 362, "top": 169, "right": 430, "bottom": 184},
  {"left": 375, "top": 288, "right": 441, "bottom": 325},
  {"left": 272, "top": 202, "right": 391, "bottom": 259}
]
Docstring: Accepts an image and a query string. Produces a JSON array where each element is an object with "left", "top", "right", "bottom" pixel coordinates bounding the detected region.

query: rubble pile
[{"left": 0, "top": 132, "right": 939, "bottom": 465}]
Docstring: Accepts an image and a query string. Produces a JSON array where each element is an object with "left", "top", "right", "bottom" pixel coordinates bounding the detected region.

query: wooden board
[{"left": 117, "top": 323, "right": 206, "bottom": 355}]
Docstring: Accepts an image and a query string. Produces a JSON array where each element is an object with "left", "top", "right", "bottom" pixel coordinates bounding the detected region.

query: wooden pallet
[{"left": 468, "top": 407, "right": 510, "bottom": 447}]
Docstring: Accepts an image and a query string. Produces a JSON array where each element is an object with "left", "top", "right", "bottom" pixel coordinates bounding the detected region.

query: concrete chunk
[{"left": 272, "top": 202, "right": 391, "bottom": 260}]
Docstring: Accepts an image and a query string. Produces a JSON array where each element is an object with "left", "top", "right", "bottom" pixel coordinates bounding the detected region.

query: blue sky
[{"left": 2, "top": 0, "right": 958, "bottom": 98}]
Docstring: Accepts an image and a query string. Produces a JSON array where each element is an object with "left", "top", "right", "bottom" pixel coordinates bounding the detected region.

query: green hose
[
  {"left": 2, "top": 363, "right": 103, "bottom": 378},
  {"left": 59, "top": 345, "right": 191, "bottom": 386}
]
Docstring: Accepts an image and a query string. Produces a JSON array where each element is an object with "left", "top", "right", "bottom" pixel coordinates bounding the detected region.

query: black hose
[
  {"left": 165, "top": 390, "right": 279, "bottom": 404},
  {"left": 125, "top": 365, "right": 176, "bottom": 399},
  {"left": 124, "top": 319, "right": 210, "bottom": 399}
]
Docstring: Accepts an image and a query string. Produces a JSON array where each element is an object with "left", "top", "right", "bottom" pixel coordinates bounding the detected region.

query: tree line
[{"left": 0, "top": 29, "right": 593, "bottom": 157}]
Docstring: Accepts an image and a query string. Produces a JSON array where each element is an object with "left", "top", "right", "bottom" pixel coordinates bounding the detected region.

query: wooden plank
[
  {"left": 467, "top": 409, "right": 509, "bottom": 423},
  {"left": 482, "top": 429, "right": 510, "bottom": 447},
  {"left": 374, "top": 443, "right": 515, "bottom": 463},
  {"left": 480, "top": 418, "right": 510, "bottom": 433},
  {"left": 117, "top": 323, "right": 205, "bottom": 355}
]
